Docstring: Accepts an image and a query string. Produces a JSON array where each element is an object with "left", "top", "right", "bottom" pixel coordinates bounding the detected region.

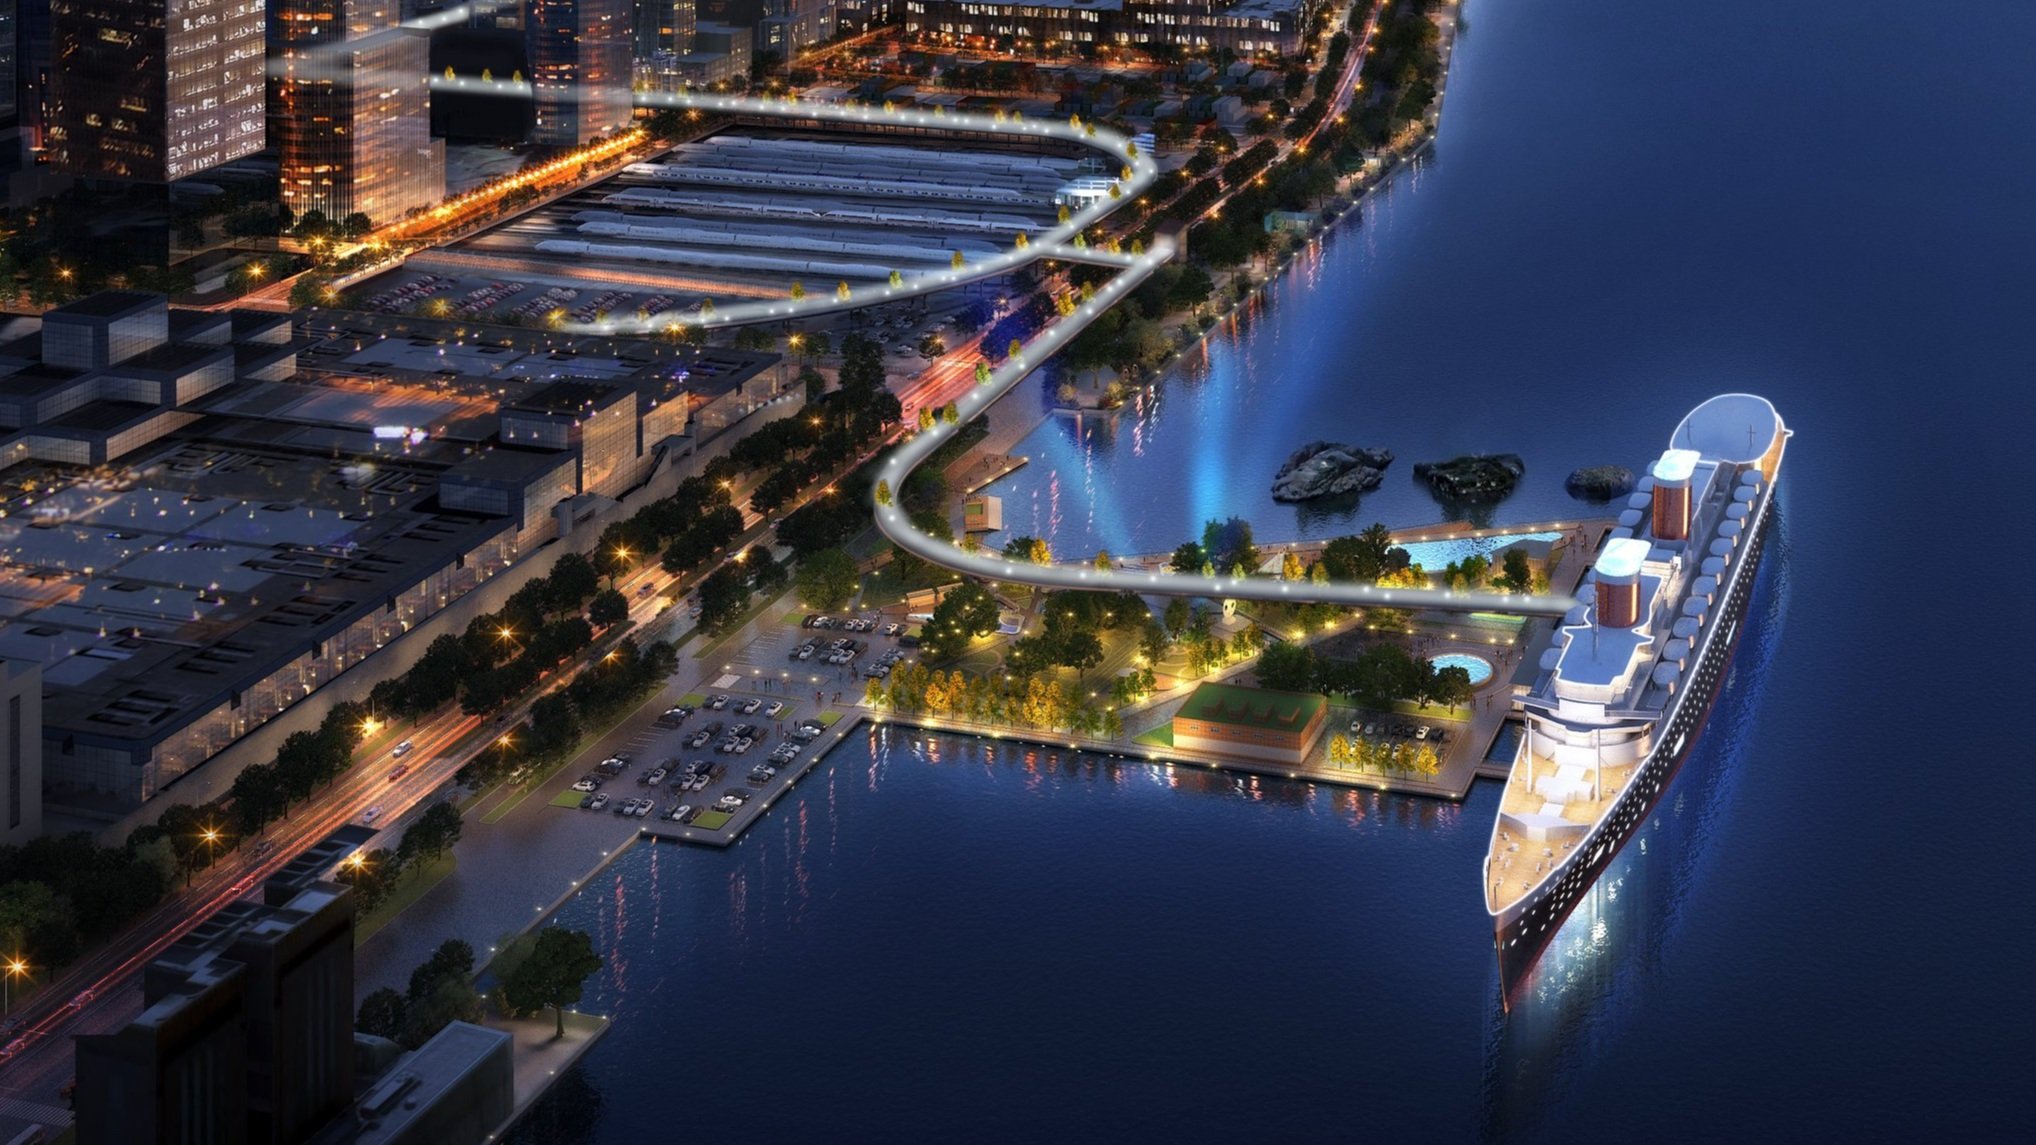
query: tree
[
  {"left": 408, "top": 938, "right": 476, "bottom": 1001},
  {"left": 795, "top": 548, "right": 859, "bottom": 610},
  {"left": 402, "top": 974, "right": 482, "bottom": 1048},
  {"left": 1094, "top": 549, "right": 1113, "bottom": 571},
  {"left": 1201, "top": 517, "right": 1259, "bottom": 572},
  {"left": 502, "top": 926, "right": 604, "bottom": 1039},
  {"left": 1498, "top": 548, "right": 1534, "bottom": 594},
  {"left": 1429, "top": 664, "right": 1475, "bottom": 712},
  {"left": 1255, "top": 641, "right": 1316, "bottom": 692},
  {"left": 399, "top": 801, "right": 464, "bottom": 864},
  {"left": 357, "top": 987, "right": 408, "bottom": 1040},
  {"left": 695, "top": 564, "right": 752, "bottom": 632},
  {"left": 334, "top": 848, "right": 401, "bottom": 914},
  {"left": 1321, "top": 522, "right": 1398, "bottom": 583},
  {"left": 1281, "top": 551, "right": 1306, "bottom": 581},
  {"left": 230, "top": 762, "right": 288, "bottom": 836},
  {"left": 588, "top": 588, "right": 629, "bottom": 627},
  {"left": 1056, "top": 630, "right": 1105, "bottom": 678},
  {"left": 0, "top": 880, "right": 80, "bottom": 965},
  {"left": 1003, "top": 536, "right": 1052, "bottom": 565},
  {"left": 1169, "top": 541, "right": 1207, "bottom": 574},
  {"left": 546, "top": 552, "right": 601, "bottom": 615},
  {"left": 919, "top": 582, "right": 1001, "bottom": 659},
  {"left": 874, "top": 479, "right": 893, "bottom": 506}
]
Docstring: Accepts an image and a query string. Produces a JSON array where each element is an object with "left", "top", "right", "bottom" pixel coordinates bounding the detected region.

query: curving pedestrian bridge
[
  {"left": 864, "top": 238, "right": 1588, "bottom": 619},
  {"left": 410, "top": 44, "right": 1585, "bottom": 618}
]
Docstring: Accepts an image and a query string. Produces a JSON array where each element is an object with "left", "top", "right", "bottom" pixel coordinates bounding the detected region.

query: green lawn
[
  {"left": 678, "top": 692, "right": 706, "bottom": 707},
  {"left": 549, "top": 789, "right": 590, "bottom": 809},
  {"left": 816, "top": 710, "right": 845, "bottom": 726},
  {"left": 355, "top": 854, "right": 457, "bottom": 944},
  {"left": 691, "top": 809, "right": 732, "bottom": 830},
  {"left": 1132, "top": 724, "right": 1175, "bottom": 749}
]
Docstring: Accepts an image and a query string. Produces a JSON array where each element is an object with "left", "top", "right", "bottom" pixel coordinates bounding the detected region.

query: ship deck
[{"left": 1486, "top": 751, "right": 1638, "bottom": 912}]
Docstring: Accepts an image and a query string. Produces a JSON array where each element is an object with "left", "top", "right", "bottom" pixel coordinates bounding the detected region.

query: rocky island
[
  {"left": 1413, "top": 454, "right": 1524, "bottom": 502},
  {"left": 1270, "top": 441, "right": 1395, "bottom": 502},
  {"left": 1564, "top": 465, "right": 1637, "bottom": 501}
]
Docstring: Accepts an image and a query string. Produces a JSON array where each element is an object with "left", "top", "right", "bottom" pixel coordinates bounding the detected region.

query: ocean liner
[{"left": 1485, "top": 393, "right": 1787, "bottom": 994}]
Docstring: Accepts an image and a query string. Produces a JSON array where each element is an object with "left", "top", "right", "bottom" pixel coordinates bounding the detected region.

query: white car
[
  {"left": 362, "top": 805, "right": 383, "bottom": 824},
  {"left": 391, "top": 740, "right": 414, "bottom": 757}
]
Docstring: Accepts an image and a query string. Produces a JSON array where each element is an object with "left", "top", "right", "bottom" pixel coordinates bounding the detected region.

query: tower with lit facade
[
  {"left": 527, "top": 0, "right": 633, "bottom": 147},
  {"left": 48, "top": 0, "right": 267, "bottom": 181},
  {"left": 271, "top": 0, "right": 446, "bottom": 227}
]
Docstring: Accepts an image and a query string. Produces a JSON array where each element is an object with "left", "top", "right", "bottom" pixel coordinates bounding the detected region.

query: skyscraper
[
  {"left": 635, "top": 0, "right": 697, "bottom": 56},
  {"left": 48, "top": 0, "right": 267, "bottom": 181},
  {"left": 270, "top": 0, "right": 445, "bottom": 227},
  {"left": 527, "top": 0, "right": 633, "bottom": 147}
]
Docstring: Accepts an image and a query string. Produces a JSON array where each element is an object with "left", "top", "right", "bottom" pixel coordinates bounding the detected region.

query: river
[{"left": 509, "top": 0, "right": 2032, "bottom": 1139}]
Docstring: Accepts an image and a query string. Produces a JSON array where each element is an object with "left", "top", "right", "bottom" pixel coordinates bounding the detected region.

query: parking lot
[{"left": 550, "top": 610, "right": 913, "bottom": 845}]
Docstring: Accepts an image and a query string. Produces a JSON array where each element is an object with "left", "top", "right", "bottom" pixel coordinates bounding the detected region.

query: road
[{"left": 0, "top": 541, "right": 694, "bottom": 1114}]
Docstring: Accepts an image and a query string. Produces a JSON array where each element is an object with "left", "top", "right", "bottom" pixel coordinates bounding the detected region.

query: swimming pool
[
  {"left": 1430, "top": 652, "right": 1495, "bottom": 685},
  {"left": 1393, "top": 531, "right": 1561, "bottom": 571}
]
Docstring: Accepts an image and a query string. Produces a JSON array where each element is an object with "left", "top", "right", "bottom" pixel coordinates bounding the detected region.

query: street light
[{"left": 3, "top": 956, "right": 28, "bottom": 1015}]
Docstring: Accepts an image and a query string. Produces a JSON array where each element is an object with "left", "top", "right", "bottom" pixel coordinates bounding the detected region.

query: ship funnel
[
  {"left": 1593, "top": 538, "right": 1649, "bottom": 628},
  {"left": 1650, "top": 448, "right": 1699, "bottom": 541}
]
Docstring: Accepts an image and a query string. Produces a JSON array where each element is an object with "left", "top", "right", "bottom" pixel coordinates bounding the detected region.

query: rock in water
[
  {"left": 1270, "top": 441, "right": 1395, "bottom": 502},
  {"left": 1565, "top": 465, "right": 1636, "bottom": 501},
  {"left": 1412, "top": 454, "right": 1525, "bottom": 502}
]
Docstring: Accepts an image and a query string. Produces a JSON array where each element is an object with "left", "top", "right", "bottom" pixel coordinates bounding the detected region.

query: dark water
[{"left": 509, "top": 0, "right": 2032, "bottom": 1138}]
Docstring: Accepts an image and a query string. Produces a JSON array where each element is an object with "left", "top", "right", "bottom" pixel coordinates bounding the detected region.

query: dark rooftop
[
  {"left": 46, "top": 290, "right": 164, "bottom": 322},
  {"left": 507, "top": 379, "right": 628, "bottom": 415},
  {"left": 45, "top": 399, "right": 163, "bottom": 433}
]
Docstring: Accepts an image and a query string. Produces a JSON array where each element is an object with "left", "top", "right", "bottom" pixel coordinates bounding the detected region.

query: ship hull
[{"left": 1493, "top": 491, "right": 1774, "bottom": 1002}]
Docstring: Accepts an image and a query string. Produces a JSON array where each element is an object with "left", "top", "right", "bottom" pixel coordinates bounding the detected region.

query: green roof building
[{"left": 1171, "top": 682, "right": 1328, "bottom": 765}]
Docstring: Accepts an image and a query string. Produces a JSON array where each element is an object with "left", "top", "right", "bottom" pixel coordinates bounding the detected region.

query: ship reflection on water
[{"left": 1481, "top": 520, "right": 1788, "bottom": 1135}]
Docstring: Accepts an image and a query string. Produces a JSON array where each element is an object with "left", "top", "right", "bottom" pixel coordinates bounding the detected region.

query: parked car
[
  {"left": 707, "top": 694, "right": 729, "bottom": 710},
  {"left": 643, "top": 767, "right": 668, "bottom": 786},
  {"left": 739, "top": 698, "right": 762, "bottom": 715},
  {"left": 572, "top": 776, "right": 600, "bottom": 792},
  {"left": 764, "top": 701, "right": 785, "bottom": 718},
  {"left": 688, "top": 730, "right": 713, "bottom": 749},
  {"left": 588, "top": 793, "right": 611, "bottom": 811}
]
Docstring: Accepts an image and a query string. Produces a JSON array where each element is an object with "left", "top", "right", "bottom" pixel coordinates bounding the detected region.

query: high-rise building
[
  {"left": 527, "top": 0, "right": 633, "bottom": 147},
  {"left": 0, "top": 0, "right": 19, "bottom": 128},
  {"left": 76, "top": 878, "right": 356, "bottom": 1145},
  {"left": 635, "top": 0, "right": 697, "bottom": 55},
  {"left": 271, "top": 0, "right": 446, "bottom": 227},
  {"left": 47, "top": 0, "right": 267, "bottom": 182},
  {"left": 0, "top": 659, "right": 40, "bottom": 847}
]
